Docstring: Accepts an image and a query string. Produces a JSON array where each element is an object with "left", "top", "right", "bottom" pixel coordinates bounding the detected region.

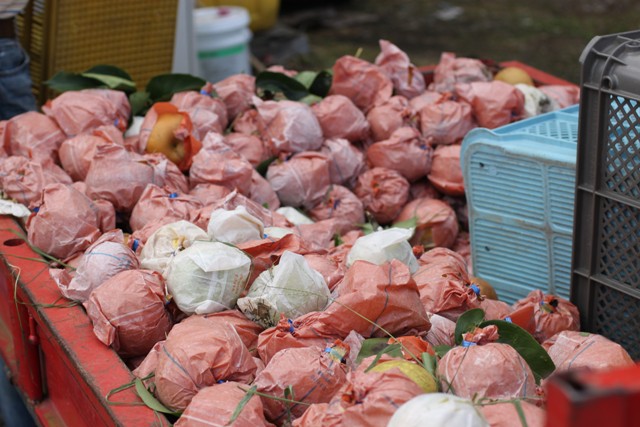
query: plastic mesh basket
[
  {"left": 572, "top": 30, "right": 640, "bottom": 360},
  {"left": 16, "top": 0, "right": 178, "bottom": 105},
  {"left": 461, "top": 105, "right": 580, "bottom": 304}
]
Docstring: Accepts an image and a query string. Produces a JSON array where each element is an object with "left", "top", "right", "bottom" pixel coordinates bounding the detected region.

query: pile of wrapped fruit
[{"left": 1, "top": 40, "right": 632, "bottom": 427}]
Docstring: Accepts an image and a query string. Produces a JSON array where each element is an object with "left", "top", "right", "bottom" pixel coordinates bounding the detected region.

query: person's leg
[
  {"left": 0, "top": 357, "right": 37, "bottom": 427},
  {"left": 0, "top": 38, "right": 37, "bottom": 120}
]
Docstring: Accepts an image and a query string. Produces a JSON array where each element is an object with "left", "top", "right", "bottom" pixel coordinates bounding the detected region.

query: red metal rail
[{"left": 0, "top": 215, "right": 169, "bottom": 426}]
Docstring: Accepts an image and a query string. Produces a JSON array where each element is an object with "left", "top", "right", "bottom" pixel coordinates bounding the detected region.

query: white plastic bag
[
  {"left": 237, "top": 251, "right": 330, "bottom": 327},
  {"left": 346, "top": 227, "right": 419, "bottom": 273},
  {"left": 388, "top": 393, "right": 488, "bottom": 427},
  {"left": 275, "top": 206, "right": 315, "bottom": 225},
  {"left": 207, "top": 205, "right": 265, "bottom": 245},
  {"left": 164, "top": 241, "right": 252, "bottom": 315},
  {"left": 139, "top": 220, "right": 210, "bottom": 273}
]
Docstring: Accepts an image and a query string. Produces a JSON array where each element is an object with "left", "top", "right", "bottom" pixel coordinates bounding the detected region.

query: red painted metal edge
[
  {"left": 418, "top": 59, "right": 578, "bottom": 87},
  {"left": 0, "top": 215, "right": 170, "bottom": 427}
]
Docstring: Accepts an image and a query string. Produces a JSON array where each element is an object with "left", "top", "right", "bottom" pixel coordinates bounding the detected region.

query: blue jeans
[
  {"left": 0, "top": 38, "right": 37, "bottom": 120},
  {"left": 0, "top": 357, "right": 37, "bottom": 427}
]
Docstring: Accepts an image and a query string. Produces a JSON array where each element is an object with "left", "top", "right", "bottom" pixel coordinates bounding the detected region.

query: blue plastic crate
[{"left": 461, "top": 105, "right": 580, "bottom": 304}]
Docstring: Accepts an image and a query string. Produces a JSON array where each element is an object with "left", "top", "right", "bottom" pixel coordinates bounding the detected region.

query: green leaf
[
  {"left": 454, "top": 308, "right": 486, "bottom": 345},
  {"left": 363, "top": 342, "right": 403, "bottom": 372},
  {"left": 298, "top": 94, "right": 323, "bottom": 105},
  {"left": 134, "top": 378, "right": 181, "bottom": 416},
  {"left": 421, "top": 352, "right": 437, "bottom": 378},
  {"left": 293, "top": 70, "right": 318, "bottom": 88},
  {"left": 228, "top": 385, "right": 257, "bottom": 425},
  {"left": 434, "top": 344, "right": 452, "bottom": 358},
  {"left": 309, "top": 70, "right": 332, "bottom": 97},
  {"left": 255, "top": 71, "right": 309, "bottom": 101},
  {"left": 81, "top": 72, "right": 136, "bottom": 93},
  {"left": 513, "top": 400, "right": 530, "bottom": 427},
  {"left": 45, "top": 71, "right": 103, "bottom": 92},
  {"left": 83, "top": 64, "right": 133, "bottom": 80},
  {"left": 256, "top": 156, "right": 277, "bottom": 177},
  {"left": 479, "top": 319, "right": 556, "bottom": 384},
  {"left": 355, "top": 338, "right": 403, "bottom": 366},
  {"left": 146, "top": 73, "right": 206, "bottom": 103},
  {"left": 129, "top": 91, "right": 151, "bottom": 117},
  {"left": 360, "top": 222, "right": 376, "bottom": 235},
  {"left": 393, "top": 216, "right": 418, "bottom": 230}
]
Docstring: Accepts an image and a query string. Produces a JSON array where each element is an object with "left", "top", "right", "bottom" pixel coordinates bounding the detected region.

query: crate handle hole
[
  {"left": 484, "top": 246, "right": 491, "bottom": 252},
  {"left": 4, "top": 238, "right": 25, "bottom": 247},
  {"left": 602, "top": 76, "right": 614, "bottom": 89},
  {"left": 479, "top": 162, "right": 485, "bottom": 168}
]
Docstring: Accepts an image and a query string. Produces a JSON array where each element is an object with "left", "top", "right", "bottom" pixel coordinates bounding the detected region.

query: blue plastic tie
[
  {"left": 505, "top": 316, "right": 512, "bottom": 323},
  {"left": 263, "top": 233, "right": 268, "bottom": 239},
  {"left": 462, "top": 340, "right": 477, "bottom": 348},
  {"left": 32, "top": 206, "right": 39, "bottom": 213},
  {"left": 114, "top": 118, "right": 119, "bottom": 127},
  {"left": 287, "top": 319, "right": 295, "bottom": 334},
  {"left": 132, "top": 239, "right": 140, "bottom": 252},
  {"left": 217, "top": 379, "right": 225, "bottom": 384},
  {"left": 470, "top": 284, "right": 481, "bottom": 296},
  {"left": 200, "top": 89, "right": 209, "bottom": 95},
  {"left": 168, "top": 192, "right": 179, "bottom": 199}
]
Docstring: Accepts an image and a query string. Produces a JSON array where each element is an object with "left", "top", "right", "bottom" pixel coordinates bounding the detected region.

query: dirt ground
[{"left": 259, "top": 0, "right": 640, "bottom": 84}]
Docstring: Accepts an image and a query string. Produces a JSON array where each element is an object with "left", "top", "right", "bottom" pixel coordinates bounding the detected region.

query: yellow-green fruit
[
  {"left": 370, "top": 360, "right": 438, "bottom": 393},
  {"left": 494, "top": 66, "right": 534, "bottom": 86},
  {"left": 470, "top": 275, "right": 499, "bottom": 300},
  {"left": 146, "top": 112, "right": 186, "bottom": 165}
]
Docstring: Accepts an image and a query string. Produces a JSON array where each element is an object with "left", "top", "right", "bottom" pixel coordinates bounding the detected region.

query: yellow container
[
  {"left": 196, "top": 0, "right": 280, "bottom": 31},
  {"left": 17, "top": 0, "right": 178, "bottom": 106}
]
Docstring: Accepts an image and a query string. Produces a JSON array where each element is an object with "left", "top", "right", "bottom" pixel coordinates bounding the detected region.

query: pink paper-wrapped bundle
[
  {"left": 154, "top": 315, "right": 258, "bottom": 411},
  {"left": 409, "top": 90, "right": 447, "bottom": 113},
  {"left": 190, "top": 190, "right": 291, "bottom": 230},
  {"left": 413, "top": 248, "right": 479, "bottom": 321},
  {"left": 188, "top": 143, "right": 254, "bottom": 195},
  {"left": 266, "top": 152, "right": 331, "bottom": 210},
  {"left": 366, "top": 127, "right": 432, "bottom": 182},
  {"left": 293, "top": 220, "right": 339, "bottom": 253},
  {"left": 512, "top": 290, "right": 580, "bottom": 343},
  {"left": 539, "top": 85, "right": 580, "bottom": 109},
  {"left": 438, "top": 325, "right": 537, "bottom": 400},
  {"left": 170, "top": 90, "right": 228, "bottom": 140},
  {"left": 0, "top": 156, "right": 72, "bottom": 206},
  {"left": 129, "top": 185, "right": 204, "bottom": 232},
  {"left": 430, "top": 52, "right": 492, "bottom": 93},
  {"left": 27, "top": 183, "right": 103, "bottom": 259},
  {"left": 2, "top": 111, "right": 66, "bottom": 163},
  {"left": 308, "top": 185, "right": 364, "bottom": 235},
  {"left": 255, "top": 345, "right": 349, "bottom": 424},
  {"left": 84, "top": 269, "right": 172, "bottom": 358},
  {"left": 354, "top": 167, "right": 410, "bottom": 225},
  {"left": 374, "top": 39, "right": 426, "bottom": 99},
  {"left": 542, "top": 330, "right": 634, "bottom": 373},
  {"left": 303, "top": 253, "right": 345, "bottom": 291},
  {"left": 479, "top": 400, "right": 546, "bottom": 427},
  {"left": 43, "top": 89, "right": 130, "bottom": 136},
  {"left": 174, "top": 381, "right": 273, "bottom": 427},
  {"left": 312, "top": 95, "right": 370, "bottom": 142},
  {"left": 320, "top": 138, "right": 366, "bottom": 188},
  {"left": 366, "top": 96, "right": 414, "bottom": 142},
  {"left": 202, "top": 310, "right": 265, "bottom": 354},
  {"left": 419, "top": 100, "right": 476, "bottom": 145},
  {"left": 59, "top": 135, "right": 113, "bottom": 181},
  {"left": 213, "top": 74, "right": 256, "bottom": 120},
  {"left": 257, "top": 260, "right": 430, "bottom": 364},
  {"left": 224, "top": 132, "right": 270, "bottom": 167},
  {"left": 426, "top": 313, "right": 456, "bottom": 347},
  {"left": 189, "top": 183, "right": 232, "bottom": 205},
  {"left": 394, "top": 197, "right": 459, "bottom": 249},
  {"left": 57, "top": 230, "right": 139, "bottom": 302},
  {"left": 247, "top": 170, "right": 281, "bottom": 210},
  {"left": 293, "top": 367, "right": 423, "bottom": 427},
  {"left": 231, "top": 108, "right": 269, "bottom": 142},
  {"left": 481, "top": 298, "right": 513, "bottom": 320},
  {"left": 142, "top": 152, "right": 191, "bottom": 194},
  {"left": 456, "top": 81, "right": 526, "bottom": 129},
  {"left": 409, "top": 179, "right": 441, "bottom": 200},
  {"left": 84, "top": 144, "right": 160, "bottom": 212},
  {"left": 256, "top": 99, "right": 324, "bottom": 155},
  {"left": 330, "top": 55, "right": 393, "bottom": 112},
  {"left": 427, "top": 143, "right": 465, "bottom": 196}
]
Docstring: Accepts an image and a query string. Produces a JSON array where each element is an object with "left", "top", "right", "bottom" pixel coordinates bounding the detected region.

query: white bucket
[{"left": 193, "top": 6, "right": 252, "bottom": 83}]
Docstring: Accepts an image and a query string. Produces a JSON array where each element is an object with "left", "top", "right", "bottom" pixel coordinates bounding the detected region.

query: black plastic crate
[{"left": 572, "top": 30, "right": 640, "bottom": 360}]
